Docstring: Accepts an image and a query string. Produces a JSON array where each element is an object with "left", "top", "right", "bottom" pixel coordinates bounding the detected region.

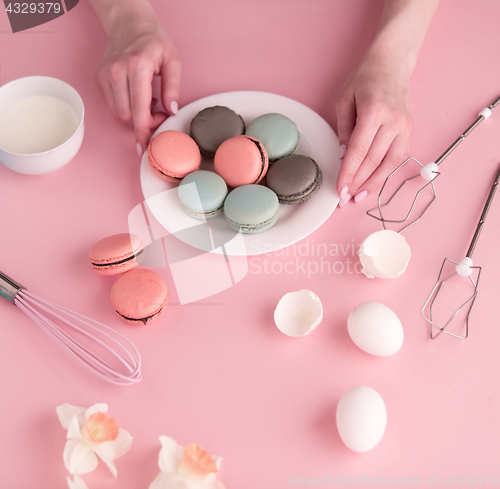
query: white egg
[
  {"left": 347, "top": 302, "right": 404, "bottom": 357},
  {"left": 336, "top": 385, "right": 387, "bottom": 453}
]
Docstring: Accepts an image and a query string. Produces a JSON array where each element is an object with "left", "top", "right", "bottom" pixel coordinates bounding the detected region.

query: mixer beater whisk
[
  {"left": 367, "top": 96, "right": 500, "bottom": 233},
  {"left": 421, "top": 164, "right": 500, "bottom": 339}
]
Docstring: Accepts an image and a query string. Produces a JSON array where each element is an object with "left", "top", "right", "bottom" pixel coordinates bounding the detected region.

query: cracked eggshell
[
  {"left": 359, "top": 229, "right": 411, "bottom": 279},
  {"left": 336, "top": 385, "right": 387, "bottom": 453},
  {"left": 348, "top": 302, "right": 404, "bottom": 356},
  {"left": 274, "top": 289, "right": 323, "bottom": 337}
]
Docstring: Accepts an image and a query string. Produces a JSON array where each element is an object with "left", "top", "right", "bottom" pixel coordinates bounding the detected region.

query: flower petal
[
  {"left": 212, "top": 456, "right": 222, "bottom": 471},
  {"left": 57, "top": 404, "right": 86, "bottom": 430},
  {"left": 158, "top": 436, "right": 182, "bottom": 474},
  {"left": 85, "top": 403, "right": 108, "bottom": 419},
  {"left": 63, "top": 440, "right": 98, "bottom": 475},
  {"left": 67, "top": 475, "right": 89, "bottom": 489},
  {"left": 200, "top": 457, "right": 223, "bottom": 486},
  {"left": 149, "top": 471, "right": 170, "bottom": 489},
  {"left": 149, "top": 471, "right": 188, "bottom": 489},
  {"left": 67, "top": 415, "right": 83, "bottom": 441},
  {"left": 197, "top": 473, "right": 218, "bottom": 485},
  {"left": 107, "top": 428, "right": 133, "bottom": 459},
  {"left": 92, "top": 442, "right": 118, "bottom": 477}
]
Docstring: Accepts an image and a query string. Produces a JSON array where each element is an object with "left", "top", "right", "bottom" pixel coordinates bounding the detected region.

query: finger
[
  {"left": 95, "top": 68, "right": 121, "bottom": 121},
  {"left": 109, "top": 69, "right": 133, "bottom": 124},
  {"left": 335, "top": 91, "right": 356, "bottom": 169},
  {"left": 352, "top": 134, "right": 409, "bottom": 203},
  {"left": 150, "top": 96, "right": 168, "bottom": 128},
  {"left": 150, "top": 111, "right": 168, "bottom": 130},
  {"left": 336, "top": 111, "right": 380, "bottom": 201},
  {"left": 128, "top": 62, "right": 155, "bottom": 153},
  {"left": 99, "top": 79, "right": 120, "bottom": 121},
  {"left": 347, "top": 124, "right": 399, "bottom": 197},
  {"left": 100, "top": 60, "right": 132, "bottom": 123},
  {"left": 160, "top": 56, "right": 181, "bottom": 115},
  {"left": 336, "top": 91, "right": 356, "bottom": 146}
]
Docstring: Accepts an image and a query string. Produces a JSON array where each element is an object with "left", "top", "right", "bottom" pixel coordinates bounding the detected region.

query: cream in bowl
[{"left": 0, "top": 76, "right": 84, "bottom": 175}]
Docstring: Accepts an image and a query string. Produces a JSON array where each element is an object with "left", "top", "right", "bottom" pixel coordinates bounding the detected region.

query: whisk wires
[
  {"left": 14, "top": 289, "right": 142, "bottom": 385},
  {"left": 422, "top": 164, "right": 500, "bottom": 339},
  {"left": 367, "top": 95, "right": 500, "bottom": 233}
]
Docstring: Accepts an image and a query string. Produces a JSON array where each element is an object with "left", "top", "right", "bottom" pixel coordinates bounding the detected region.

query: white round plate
[{"left": 140, "top": 91, "right": 340, "bottom": 256}]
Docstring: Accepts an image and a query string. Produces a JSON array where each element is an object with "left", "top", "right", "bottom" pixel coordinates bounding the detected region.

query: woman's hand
[
  {"left": 90, "top": 0, "right": 181, "bottom": 155},
  {"left": 335, "top": 57, "right": 413, "bottom": 206},
  {"left": 335, "top": 0, "right": 440, "bottom": 207}
]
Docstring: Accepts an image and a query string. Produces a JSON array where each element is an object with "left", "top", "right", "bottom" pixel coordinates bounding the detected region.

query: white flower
[
  {"left": 149, "top": 436, "right": 226, "bottom": 489},
  {"left": 56, "top": 403, "right": 132, "bottom": 477},
  {"left": 67, "top": 475, "right": 89, "bottom": 489}
]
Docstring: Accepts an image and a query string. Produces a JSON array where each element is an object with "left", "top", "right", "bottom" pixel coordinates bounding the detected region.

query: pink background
[{"left": 1, "top": 1, "right": 500, "bottom": 487}]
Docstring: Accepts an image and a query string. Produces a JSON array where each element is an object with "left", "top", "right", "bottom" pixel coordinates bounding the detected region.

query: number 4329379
[{"left": 5, "top": 3, "right": 62, "bottom": 14}]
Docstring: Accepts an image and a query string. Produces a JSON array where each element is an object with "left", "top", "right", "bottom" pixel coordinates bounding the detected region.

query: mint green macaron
[
  {"left": 178, "top": 170, "right": 228, "bottom": 219},
  {"left": 223, "top": 184, "right": 279, "bottom": 234},
  {"left": 245, "top": 113, "right": 299, "bottom": 161}
]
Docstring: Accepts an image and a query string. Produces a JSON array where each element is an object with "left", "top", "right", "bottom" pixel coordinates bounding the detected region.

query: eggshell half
[
  {"left": 348, "top": 302, "right": 404, "bottom": 356},
  {"left": 336, "top": 385, "right": 387, "bottom": 453},
  {"left": 274, "top": 289, "right": 323, "bottom": 337},
  {"left": 359, "top": 229, "right": 411, "bottom": 279}
]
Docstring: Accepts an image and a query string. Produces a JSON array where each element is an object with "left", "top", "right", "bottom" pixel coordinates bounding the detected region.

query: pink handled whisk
[
  {"left": 0, "top": 271, "right": 142, "bottom": 385},
  {"left": 367, "top": 95, "right": 500, "bottom": 233}
]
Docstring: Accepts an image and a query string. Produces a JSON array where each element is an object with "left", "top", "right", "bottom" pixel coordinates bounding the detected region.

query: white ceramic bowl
[{"left": 0, "top": 76, "right": 84, "bottom": 175}]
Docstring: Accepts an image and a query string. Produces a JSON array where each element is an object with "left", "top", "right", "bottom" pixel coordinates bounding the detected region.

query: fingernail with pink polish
[
  {"left": 354, "top": 190, "right": 368, "bottom": 203},
  {"left": 339, "top": 143, "right": 347, "bottom": 160},
  {"left": 170, "top": 100, "right": 178, "bottom": 115},
  {"left": 339, "top": 185, "right": 349, "bottom": 199},
  {"left": 136, "top": 142, "right": 143, "bottom": 157},
  {"left": 338, "top": 193, "right": 351, "bottom": 208}
]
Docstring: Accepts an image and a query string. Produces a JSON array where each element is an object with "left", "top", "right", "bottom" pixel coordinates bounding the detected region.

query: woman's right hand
[
  {"left": 334, "top": 0, "right": 440, "bottom": 207},
  {"left": 335, "top": 56, "right": 413, "bottom": 206},
  {"left": 94, "top": 4, "right": 181, "bottom": 155}
]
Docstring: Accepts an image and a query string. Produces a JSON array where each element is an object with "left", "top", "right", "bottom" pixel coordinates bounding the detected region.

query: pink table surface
[{"left": 1, "top": 1, "right": 500, "bottom": 488}]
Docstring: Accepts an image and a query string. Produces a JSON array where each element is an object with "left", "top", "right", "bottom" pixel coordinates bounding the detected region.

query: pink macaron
[
  {"left": 148, "top": 130, "right": 201, "bottom": 182},
  {"left": 110, "top": 268, "right": 169, "bottom": 325},
  {"left": 214, "top": 135, "right": 268, "bottom": 188},
  {"left": 89, "top": 233, "right": 144, "bottom": 276}
]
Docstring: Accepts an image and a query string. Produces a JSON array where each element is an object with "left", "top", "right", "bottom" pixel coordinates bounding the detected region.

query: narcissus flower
[
  {"left": 149, "top": 436, "right": 225, "bottom": 489},
  {"left": 66, "top": 475, "right": 89, "bottom": 489},
  {"left": 56, "top": 403, "right": 132, "bottom": 477}
]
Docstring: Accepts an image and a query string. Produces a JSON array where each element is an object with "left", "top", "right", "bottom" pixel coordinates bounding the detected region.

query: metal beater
[
  {"left": 422, "top": 164, "right": 500, "bottom": 339},
  {"left": 367, "top": 96, "right": 500, "bottom": 233}
]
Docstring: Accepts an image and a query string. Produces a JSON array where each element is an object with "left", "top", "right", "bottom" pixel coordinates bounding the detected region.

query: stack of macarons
[
  {"left": 88, "top": 233, "right": 169, "bottom": 324},
  {"left": 146, "top": 104, "right": 323, "bottom": 234}
]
